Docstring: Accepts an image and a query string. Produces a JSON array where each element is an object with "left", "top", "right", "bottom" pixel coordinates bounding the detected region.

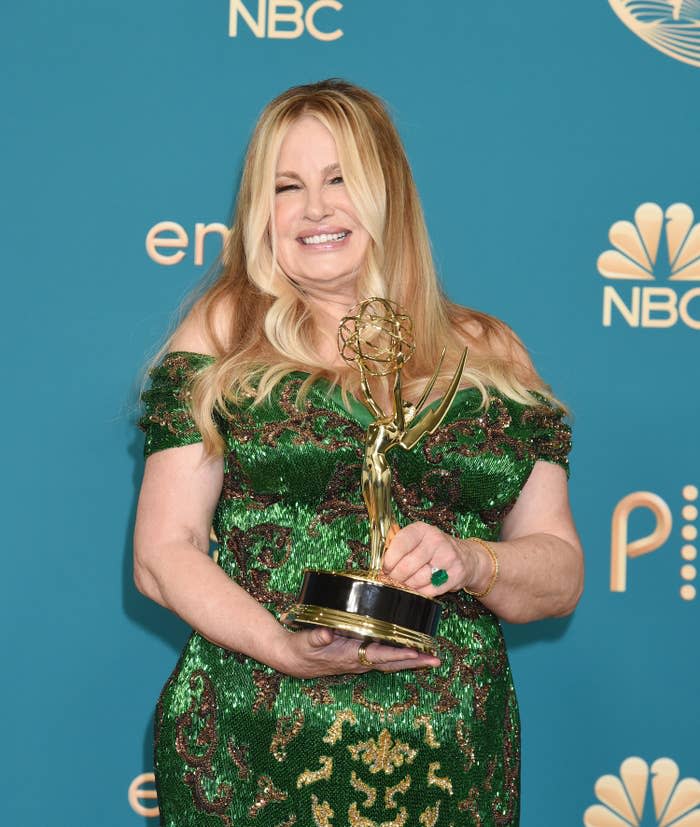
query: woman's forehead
[{"left": 276, "top": 116, "right": 339, "bottom": 172}]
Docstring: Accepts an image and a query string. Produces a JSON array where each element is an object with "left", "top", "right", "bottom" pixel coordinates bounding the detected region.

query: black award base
[{"left": 286, "top": 569, "right": 441, "bottom": 654}]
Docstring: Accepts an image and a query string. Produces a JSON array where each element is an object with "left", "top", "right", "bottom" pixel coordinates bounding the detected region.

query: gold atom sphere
[{"left": 338, "top": 297, "right": 415, "bottom": 376}]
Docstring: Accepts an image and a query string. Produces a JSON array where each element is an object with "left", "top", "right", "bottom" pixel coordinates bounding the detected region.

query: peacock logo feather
[
  {"left": 584, "top": 757, "right": 700, "bottom": 826},
  {"left": 597, "top": 202, "right": 700, "bottom": 281},
  {"left": 609, "top": 1, "right": 700, "bottom": 66}
]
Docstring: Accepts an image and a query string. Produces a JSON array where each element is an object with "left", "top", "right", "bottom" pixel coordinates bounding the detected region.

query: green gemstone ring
[{"left": 430, "top": 567, "right": 448, "bottom": 587}]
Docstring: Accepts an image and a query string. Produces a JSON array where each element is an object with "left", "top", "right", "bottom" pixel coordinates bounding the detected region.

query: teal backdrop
[{"left": 2, "top": 2, "right": 698, "bottom": 825}]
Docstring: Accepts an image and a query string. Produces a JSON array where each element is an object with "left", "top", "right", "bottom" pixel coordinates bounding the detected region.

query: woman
[{"left": 134, "top": 79, "right": 583, "bottom": 827}]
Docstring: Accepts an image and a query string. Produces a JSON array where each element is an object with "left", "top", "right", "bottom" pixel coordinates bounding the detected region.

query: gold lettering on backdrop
[
  {"left": 680, "top": 287, "right": 700, "bottom": 328},
  {"left": 584, "top": 756, "right": 700, "bottom": 826},
  {"left": 145, "top": 221, "right": 228, "bottom": 266},
  {"left": 306, "top": 0, "right": 343, "bottom": 40},
  {"left": 128, "top": 772, "right": 159, "bottom": 817},
  {"left": 608, "top": 1, "right": 700, "bottom": 68},
  {"left": 194, "top": 222, "right": 228, "bottom": 266},
  {"left": 641, "top": 287, "right": 679, "bottom": 328},
  {"left": 611, "top": 486, "right": 698, "bottom": 600},
  {"left": 602, "top": 285, "right": 640, "bottom": 327},
  {"left": 229, "top": 0, "right": 343, "bottom": 40},
  {"left": 610, "top": 493, "right": 672, "bottom": 592},
  {"left": 145, "top": 221, "right": 189, "bottom": 266},
  {"left": 229, "top": 0, "right": 266, "bottom": 37},
  {"left": 268, "top": 0, "right": 304, "bottom": 39},
  {"left": 603, "top": 285, "right": 700, "bottom": 327}
]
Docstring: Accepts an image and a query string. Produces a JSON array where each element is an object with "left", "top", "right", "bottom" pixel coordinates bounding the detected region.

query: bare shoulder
[{"left": 169, "top": 296, "right": 232, "bottom": 356}]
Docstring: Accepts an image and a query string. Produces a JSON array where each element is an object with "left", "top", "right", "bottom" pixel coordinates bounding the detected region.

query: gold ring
[{"left": 357, "top": 640, "right": 374, "bottom": 667}]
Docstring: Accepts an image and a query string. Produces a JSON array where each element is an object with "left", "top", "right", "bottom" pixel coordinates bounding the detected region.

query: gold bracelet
[{"left": 464, "top": 537, "right": 499, "bottom": 599}]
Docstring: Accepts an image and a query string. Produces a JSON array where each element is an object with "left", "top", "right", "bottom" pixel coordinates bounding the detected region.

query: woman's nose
[{"left": 304, "top": 186, "right": 332, "bottom": 221}]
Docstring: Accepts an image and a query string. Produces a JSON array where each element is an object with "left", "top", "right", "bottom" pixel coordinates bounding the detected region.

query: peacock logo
[
  {"left": 584, "top": 757, "right": 700, "bottom": 826},
  {"left": 598, "top": 203, "right": 700, "bottom": 328},
  {"left": 609, "top": 1, "right": 700, "bottom": 67},
  {"left": 598, "top": 203, "right": 700, "bottom": 282}
]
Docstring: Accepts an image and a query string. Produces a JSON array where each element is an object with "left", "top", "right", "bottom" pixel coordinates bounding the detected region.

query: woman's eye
[
  {"left": 275, "top": 183, "right": 299, "bottom": 194},
  {"left": 329, "top": 175, "right": 344, "bottom": 185}
]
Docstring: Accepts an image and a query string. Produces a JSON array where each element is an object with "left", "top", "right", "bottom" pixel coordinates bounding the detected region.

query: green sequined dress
[{"left": 139, "top": 351, "right": 571, "bottom": 827}]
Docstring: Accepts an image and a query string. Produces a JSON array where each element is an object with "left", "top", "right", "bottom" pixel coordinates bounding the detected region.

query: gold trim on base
[{"left": 285, "top": 603, "right": 438, "bottom": 654}]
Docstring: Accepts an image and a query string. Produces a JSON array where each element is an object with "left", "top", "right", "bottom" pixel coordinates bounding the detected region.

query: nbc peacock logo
[
  {"left": 609, "top": 1, "right": 700, "bottom": 67},
  {"left": 598, "top": 202, "right": 700, "bottom": 328},
  {"left": 584, "top": 757, "right": 700, "bottom": 826}
]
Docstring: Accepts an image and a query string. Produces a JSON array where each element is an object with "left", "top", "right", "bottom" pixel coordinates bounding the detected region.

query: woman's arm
[
  {"left": 133, "top": 441, "right": 441, "bottom": 675},
  {"left": 382, "top": 461, "right": 584, "bottom": 623},
  {"left": 134, "top": 442, "right": 287, "bottom": 658}
]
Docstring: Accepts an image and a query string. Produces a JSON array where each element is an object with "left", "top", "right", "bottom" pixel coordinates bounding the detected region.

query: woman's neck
[{"left": 305, "top": 294, "right": 357, "bottom": 367}]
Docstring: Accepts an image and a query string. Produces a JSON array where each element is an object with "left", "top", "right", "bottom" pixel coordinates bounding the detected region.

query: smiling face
[{"left": 273, "top": 115, "right": 371, "bottom": 300}]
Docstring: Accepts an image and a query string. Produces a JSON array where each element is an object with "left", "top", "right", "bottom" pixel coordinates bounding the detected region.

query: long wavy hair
[{"left": 162, "top": 79, "right": 556, "bottom": 455}]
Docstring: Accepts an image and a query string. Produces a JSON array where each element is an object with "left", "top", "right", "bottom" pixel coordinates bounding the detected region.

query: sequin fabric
[{"left": 139, "top": 352, "right": 572, "bottom": 826}]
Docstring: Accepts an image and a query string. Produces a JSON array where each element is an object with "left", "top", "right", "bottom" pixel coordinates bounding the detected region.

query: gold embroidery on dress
[
  {"left": 381, "top": 808, "right": 408, "bottom": 827},
  {"left": 348, "top": 804, "right": 408, "bottom": 827},
  {"left": 348, "top": 729, "right": 417, "bottom": 774},
  {"left": 301, "top": 675, "right": 346, "bottom": 706},
  {"left": 351, "top": 682, "right": 420, "bottom": 721},
  {"left": 418, "top": 801, "right": 441, "bottom": 827},
  {"left": 274, "top": 817, "right": 297, "bottom": 827},
  {"left": 455, "top": 719, "right": 475, "bottom": 772},
  {"left": 297, "top": 756, "right": 334, "bottom": 788},
  {"left": 457, "top": 786, "right": 481, "bottom": 824},
  {"left": 270, "top": 709, "right": 305, "bottom": 761},
  {"left": 348, "top": 802, "right": 375, "bottom": 827},
  {"left": 349, "top": 770, "right": 376, "bottom": 807},
  {"left": 311, "top": 794, "right": 334, "bottom": 827},
  {"left": 427, "top": 762, "right": 453, "bottom": 795},
  {"left": 247, "top": 775, "right": 288, "bottom": 817},
  {"left": 323, "top": 709, "right": 358, "bottom": 745},
  {"left": 384, "top": 774, "right": 411, "bottom": 808},
  {"left": 413, "top": 715, "right": 441, "bottom": 748}
]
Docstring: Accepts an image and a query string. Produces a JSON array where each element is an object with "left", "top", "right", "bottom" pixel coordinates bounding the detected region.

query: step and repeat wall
[{"left": 3, "top": 2, "right": 699, "bottom": 825}]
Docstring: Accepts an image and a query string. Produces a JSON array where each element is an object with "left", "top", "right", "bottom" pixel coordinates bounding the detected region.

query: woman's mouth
[{"left": 299, "top": 230, "right": 350, "bottom": 246}]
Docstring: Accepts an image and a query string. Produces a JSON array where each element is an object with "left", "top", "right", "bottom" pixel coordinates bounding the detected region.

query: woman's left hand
[{"left": 382, "top": 522, "right": 477, "bottom": 597}]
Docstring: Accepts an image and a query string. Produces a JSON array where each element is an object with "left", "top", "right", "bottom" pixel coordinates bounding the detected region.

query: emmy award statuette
[{"left": 286, "top": 298, "right": 468, "bottom": 654}]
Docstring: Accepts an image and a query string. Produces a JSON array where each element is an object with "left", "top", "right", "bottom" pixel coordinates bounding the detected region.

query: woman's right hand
[{"left": 272, "top": 625, "right": 441, "bottom": 679}]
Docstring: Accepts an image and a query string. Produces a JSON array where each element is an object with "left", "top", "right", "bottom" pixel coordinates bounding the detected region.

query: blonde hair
[{"left": 164, "top": 79, "right": 557, "bottom": 454}]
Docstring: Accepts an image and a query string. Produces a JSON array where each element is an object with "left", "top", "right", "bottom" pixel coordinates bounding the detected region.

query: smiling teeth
[{"left": 301, "top": 232, "right": 348, "bottom": 245}]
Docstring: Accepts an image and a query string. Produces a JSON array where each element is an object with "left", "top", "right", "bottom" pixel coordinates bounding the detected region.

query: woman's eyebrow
[{"left": 275, "top": 163, "right": 341, "bottom": 179}]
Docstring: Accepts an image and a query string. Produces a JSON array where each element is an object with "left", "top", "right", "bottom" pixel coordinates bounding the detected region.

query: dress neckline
[
  {"left": 316, "top": 375, "right": 483, "bottom": 429},
  {"left": 164, "top": 350, "right": 485, "bottom": 430}
]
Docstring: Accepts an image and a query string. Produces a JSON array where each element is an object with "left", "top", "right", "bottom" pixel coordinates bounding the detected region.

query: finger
[
  {"left": 360, "top": 642, "right": 441, "bottom": 667},
  {"left": 306, "top": 626, "right": 334, "bottom": 648},
  {"left": 412, "top": 581, "right": 450, "bottom": 598},
  {"left": 377, "top": 654, "right": 441, "bottom": 672},
  {"left": 364, "top": 642, "right": 419, "bottom": 664},
  {"left": 403, "top": 564, "right": 434, "bottom": 590},
  {"left": 384, "top": 532, "right": 438, "bottom": 583},
  {"left": 382, "top": 522, "right": 430, "bottom": 571},
  {"left": 389, "top": 545, "right": 437, "bottom": 584}
]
